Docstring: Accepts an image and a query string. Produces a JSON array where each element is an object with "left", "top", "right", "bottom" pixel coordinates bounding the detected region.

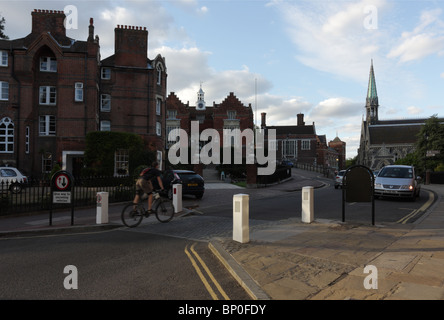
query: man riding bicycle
[{"left": 134, "top": 161, "right": 165, "bottom": 214}]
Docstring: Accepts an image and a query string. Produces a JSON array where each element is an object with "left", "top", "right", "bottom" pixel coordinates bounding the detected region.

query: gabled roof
[
  {"left": 368, "top": 123, "right": 422, "bottom": 144},
  {"left": 266, "top": 125, "right": 316, "bottom": 136}
]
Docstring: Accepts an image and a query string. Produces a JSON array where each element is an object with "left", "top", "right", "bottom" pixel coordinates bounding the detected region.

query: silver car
[{"left": 374, "top": 165, "right": 420, "bottom": 200}]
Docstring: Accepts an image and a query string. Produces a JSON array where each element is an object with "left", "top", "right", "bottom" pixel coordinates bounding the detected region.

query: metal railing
[{"left": 0, "top": 175, "right": 136, "bottom": 216}]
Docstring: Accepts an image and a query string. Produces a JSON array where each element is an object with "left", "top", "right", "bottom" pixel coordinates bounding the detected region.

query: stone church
[{"left": 357, "top": 60, "right": 442, "bottom": 170}]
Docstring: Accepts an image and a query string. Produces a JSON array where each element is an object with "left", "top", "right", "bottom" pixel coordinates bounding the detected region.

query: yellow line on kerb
[
  {"left": 397, "top": 191, "right": 434, "bottom": 224},
  {"left": 184, "top": 243, "right": 230, "bottom": 300}
]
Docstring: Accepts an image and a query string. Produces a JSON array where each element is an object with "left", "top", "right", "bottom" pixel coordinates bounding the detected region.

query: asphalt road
[
  {"left": 188, "top": 183, "right": 432, "bottom": 225},
  {"left": 0, "top": 229, "right": 250, "bottom": 300}
]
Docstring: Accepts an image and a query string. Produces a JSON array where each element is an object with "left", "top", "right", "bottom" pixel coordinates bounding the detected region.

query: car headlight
[
  {"left": 400, "top": 185, "right": 413, "bottom": 190},
  {"left": 375, "top": 183, "right": 382, "bottom": 188}
]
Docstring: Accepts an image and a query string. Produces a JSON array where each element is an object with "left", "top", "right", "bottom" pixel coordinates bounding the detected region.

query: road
[
  {"left": 0, "top": 170, "right": 434, "bottom": 301},
  {"left": 0, "top": 229, "right": 250, "bottom": 300}
]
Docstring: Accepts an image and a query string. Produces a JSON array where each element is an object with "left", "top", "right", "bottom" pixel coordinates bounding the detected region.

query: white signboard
[{"left": 53, "top": 191, "right": 71, "bottom": 204}]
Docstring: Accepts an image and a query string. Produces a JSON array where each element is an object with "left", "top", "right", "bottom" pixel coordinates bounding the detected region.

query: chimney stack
[
  {"left": 32, "top": 9, "right": 66, "bottom": 38},
  {"left": 88, "top": 18, "right": 94, "bottom": 42},
  {"left": 297, "top": 113, "right": 305, "bottom": 126},
  {"left": 114, "top": 25, "right": 148, "bottom": 68},
  {"left": 261, "top": 112, "right": 266, "bottom": 128}
]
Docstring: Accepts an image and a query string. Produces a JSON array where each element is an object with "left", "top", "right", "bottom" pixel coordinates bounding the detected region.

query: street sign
[
  {"left": 426, "top": 150, "right": 440, "bottom": 157},
  {"left": 53, "top": 191, "right": 72, "bottom": 203},
  {"left": 50, "top": 170, "right": 75, "bottom": 226},
  {"left": 53, "top": 172, "right": 71, "bottom": 191}
]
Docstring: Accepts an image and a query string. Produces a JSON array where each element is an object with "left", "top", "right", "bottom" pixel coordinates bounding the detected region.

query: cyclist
[{"left": 133, "top": 161, "right": 164, "bottom": 214}]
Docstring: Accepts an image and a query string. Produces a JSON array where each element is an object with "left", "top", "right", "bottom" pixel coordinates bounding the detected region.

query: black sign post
[
  {"left": 50, "top": 170, "right": 75, "bottom": 226},
  {"left": 342, "top": 165, "right": 375, "bottom": 225}
]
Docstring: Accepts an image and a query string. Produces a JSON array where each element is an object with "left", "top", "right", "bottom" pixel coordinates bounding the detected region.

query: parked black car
[{"left": 162, "top": 169, "right": 205, "bottom": 199}]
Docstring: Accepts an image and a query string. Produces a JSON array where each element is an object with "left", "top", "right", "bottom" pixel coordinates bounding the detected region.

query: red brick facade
[
  {"left": 165, "top": 90, "right": 254, "bottom": 151},
  {"left": 0, "top": 10, "right": 166, "bottom": 177}
]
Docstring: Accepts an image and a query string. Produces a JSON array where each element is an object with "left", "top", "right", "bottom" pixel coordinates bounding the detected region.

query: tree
[
  {"left": 414, "top": 115, "right": 444, "bottom": 173},
  {"left": 0, "top": 15, "right": 9, "bottom": 40},
  {"left": 83, "top": 131, "right": 156, "bottom": 176}
]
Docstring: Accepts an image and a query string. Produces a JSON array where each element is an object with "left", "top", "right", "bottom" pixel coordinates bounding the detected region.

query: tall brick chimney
[
  {"left": 114, "top": 25, "right": 148, "bottom": 68},
  {"left": 297, "top": 113, "right": 305, "bottom": 126},
  {"left": 261, "top": 112, "right": 266, "bottom": 128},
  {"left": 32, "top": 9, "right": 66, "bottom": 38}
]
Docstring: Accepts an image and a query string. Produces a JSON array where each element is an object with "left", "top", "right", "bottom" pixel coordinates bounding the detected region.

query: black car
[{"left": 162, "top": 169, "right": 205, "bottom": 199}]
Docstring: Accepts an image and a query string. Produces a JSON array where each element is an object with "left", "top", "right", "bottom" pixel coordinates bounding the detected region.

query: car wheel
[
  {"left": 195, "top": 193, "right": 203, "bottom": 199},
  {"left": 10, "top": 183, "right": 22, "bottom": 194}
]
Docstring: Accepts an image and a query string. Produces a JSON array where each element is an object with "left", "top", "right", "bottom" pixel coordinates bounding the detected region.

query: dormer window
[{"left": 40, "top": 57, "right": 57, "bottom": 72}]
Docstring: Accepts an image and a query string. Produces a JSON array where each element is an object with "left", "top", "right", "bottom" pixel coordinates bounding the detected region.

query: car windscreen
[{"left": 379, "top": 167, "right": 412, "bottom": 179}]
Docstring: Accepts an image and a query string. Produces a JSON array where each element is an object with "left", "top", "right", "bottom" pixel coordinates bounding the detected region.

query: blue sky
[{"left": 2, "top": 0, "right": 443, "bottom": 159}]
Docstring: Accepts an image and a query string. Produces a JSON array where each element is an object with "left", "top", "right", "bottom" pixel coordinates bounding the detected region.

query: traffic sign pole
[{"left": 49, "top": 170, "right": 75, "bottom": 226}]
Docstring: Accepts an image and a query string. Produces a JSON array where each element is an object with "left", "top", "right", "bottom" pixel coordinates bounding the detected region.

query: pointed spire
[
  {"left": 366, "top": 59, "right": 379, "bottom": 124},
  {"left": 366, "top": 59, "right": 378, "bottom": 106}
]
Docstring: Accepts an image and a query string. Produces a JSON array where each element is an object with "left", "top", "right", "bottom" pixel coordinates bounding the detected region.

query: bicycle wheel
[
  {"left": 121, "top": 203, "right": 144, "bottom": 227},
  {"left": 154, "top": 199, "right": 174, "bottom": 223}
]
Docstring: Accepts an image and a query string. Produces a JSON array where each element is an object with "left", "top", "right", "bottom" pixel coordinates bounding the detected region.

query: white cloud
[
  {"left": 407, "top": 106, "right": 422, "bottom": 115},
  {"left": 273, "top": 0, "right": 387, "bottom": 82},
  {"left": 388, "top": 8, "right": 444, "bottom": 62}
]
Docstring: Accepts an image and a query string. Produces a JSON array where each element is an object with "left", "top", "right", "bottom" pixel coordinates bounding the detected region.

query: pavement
[{"left": 1, "top": 168, "right": 444, "bottom": 300}]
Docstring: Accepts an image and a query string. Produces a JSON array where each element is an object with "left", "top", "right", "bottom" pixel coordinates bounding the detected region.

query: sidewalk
[
  {"left": 1, "top": 169, "right": 443, "bottom": 300},
  {"left": 211, "top": 182, "right": 444, "bottom": 300}
]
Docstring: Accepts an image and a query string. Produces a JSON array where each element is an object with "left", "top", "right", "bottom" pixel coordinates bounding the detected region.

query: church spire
[{"left": 366, "top": 59, "right": 379, "bottom": 124}]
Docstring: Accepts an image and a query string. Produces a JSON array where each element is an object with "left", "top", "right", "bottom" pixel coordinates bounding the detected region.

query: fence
[
  {"left": 257, "top": 166, "right": 292, "bottom": 185},
  {"left": 294, "top": 162, "right": 335, "bottom": 178},
  {"left": 0, "top": 175, "right": 136, "bottom": 216}
]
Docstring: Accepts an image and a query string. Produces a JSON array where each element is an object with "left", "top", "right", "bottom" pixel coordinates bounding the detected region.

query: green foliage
[
  {"left": 346, "top": 156, "right": 358, "bottom": 168},
  {"left": 395, "top": 152, "right": 418, "bottom": 166},
  {"left": 0, "top": 15, "right": 9, "bottom": 40},
  {"left": 414, "top": 115, "right": 444, "bottom": 172},
  {"left": 83, "top": 131, "right": 155, "bottom": 176}
]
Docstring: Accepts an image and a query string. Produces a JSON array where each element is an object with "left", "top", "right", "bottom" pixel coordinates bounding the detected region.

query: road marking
[
  {"left": 184, "top": 243, "right": 229, "bottom": 300},
  {"left": 397, "top": 191, "right": 434, "bottom": 224}
]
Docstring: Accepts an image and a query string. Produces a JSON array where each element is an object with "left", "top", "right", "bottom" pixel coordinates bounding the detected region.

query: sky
[{"left": 1, "top": 0, "right": 443, "bottom": 159}]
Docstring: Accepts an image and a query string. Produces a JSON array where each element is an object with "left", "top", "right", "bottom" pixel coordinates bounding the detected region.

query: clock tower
[{"left": 196, "top": 83, "right": 206, "bottom": 110}]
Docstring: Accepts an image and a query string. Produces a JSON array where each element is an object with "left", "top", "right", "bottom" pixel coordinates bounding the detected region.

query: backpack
[{"left": 140, "top": 168, "right": 156, "bottom": 181}]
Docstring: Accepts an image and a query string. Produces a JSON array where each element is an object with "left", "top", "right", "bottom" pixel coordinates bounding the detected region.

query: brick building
[
  {"left": 0, "top": 9, "right": 166, "bottom": 177},
  {"left": 165, "top": 87, "right": 254, "bottom": 152},
  {"left": 261, "top": 112, "right": 346, "bottom": 170}
]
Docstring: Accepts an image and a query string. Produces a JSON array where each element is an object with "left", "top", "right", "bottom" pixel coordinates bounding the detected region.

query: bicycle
[{"left": 121, "top": 190, "right": 175, "bottom": 227}]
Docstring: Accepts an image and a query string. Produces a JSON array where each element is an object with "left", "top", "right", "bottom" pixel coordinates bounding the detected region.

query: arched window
[{"left": 0, "top": 117, "right": 14, "bottom": 153}]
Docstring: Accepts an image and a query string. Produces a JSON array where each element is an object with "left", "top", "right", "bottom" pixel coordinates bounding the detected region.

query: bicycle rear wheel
[
  {"left": 121, "top": 203, "right": 144, "bottom": 227},
  {"left": 154, "top": 199, "right": 174, "bottom": 223}
]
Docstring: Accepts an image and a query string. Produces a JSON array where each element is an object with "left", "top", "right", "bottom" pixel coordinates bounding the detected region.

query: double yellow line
[
  {"left": 184, "top": 243, "right": 230, "bottom": 300},
  {"left": 398, "top": 191, "right": 434, "bottom": 224}
]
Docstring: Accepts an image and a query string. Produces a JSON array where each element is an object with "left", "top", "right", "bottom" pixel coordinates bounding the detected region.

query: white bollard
[
  {"left": 173, "top": 184, "right": 182, "bottom": 213},
  {"left": 233, "top": 194, "right": 249, "bottom": 243},
  {"left": 301, "top": 186, "right": 314, "bottom": 223},
  {"left": 96, "top": 192, "right": 109, "bottom": 224}
]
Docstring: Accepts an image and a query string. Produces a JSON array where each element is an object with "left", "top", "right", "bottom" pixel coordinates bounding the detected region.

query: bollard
[
  {"left": 173, "top": 183, "right": 182, "bottom": 213},
  {"left": 96, "top": 192, "right": 109, "bottom": 224},
  {"left": 301, "top": 186, "right": 314, "bottom": 223},
  {"left": 233, "top": 194, "right": 249, "bottom": 243}
]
